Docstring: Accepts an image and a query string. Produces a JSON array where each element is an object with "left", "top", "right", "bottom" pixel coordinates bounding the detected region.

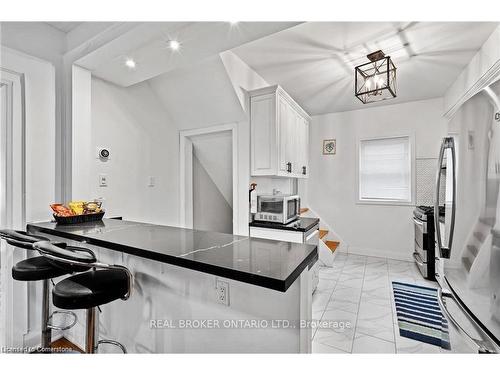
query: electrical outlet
[{"left": 216, "top": 279, "right": 229, "bottom": 306}]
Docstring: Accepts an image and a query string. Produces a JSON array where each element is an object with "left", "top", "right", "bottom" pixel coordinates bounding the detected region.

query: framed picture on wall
[{"left": 323, "top": 139, "right": 336, "bottom": 155}]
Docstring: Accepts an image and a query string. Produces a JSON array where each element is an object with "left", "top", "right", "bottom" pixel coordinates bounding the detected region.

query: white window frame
[{"left": 356, "top": 134, "right": 415, "bottom": 206}]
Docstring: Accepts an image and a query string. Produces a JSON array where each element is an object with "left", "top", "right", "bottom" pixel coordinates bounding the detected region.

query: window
[{"left": 358, "top": 136, "right": 412, "bottom": 204}]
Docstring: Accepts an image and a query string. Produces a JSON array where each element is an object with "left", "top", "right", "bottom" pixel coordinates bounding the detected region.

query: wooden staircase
[
  {"left": 324, "top": 240, "right": 340, "bottom": 253},
  {"left": 301, "top": 208, "right": 339, "bottom": 254}
]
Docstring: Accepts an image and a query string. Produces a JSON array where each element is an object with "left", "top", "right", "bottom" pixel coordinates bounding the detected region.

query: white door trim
[
  {"left": 179, "top": 123, "right": 238, "bottom": 234},
  {"left": 0, "top": 67, "right": 27, "bottom": 348}
]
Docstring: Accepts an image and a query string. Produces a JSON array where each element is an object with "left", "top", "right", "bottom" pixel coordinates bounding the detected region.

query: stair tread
[
  {"left": 462, "top": 257, "right": 472, "bottom": 272},
  {"left": 474, "top": 231, "right": 486, "bottom": 242},
  {"left": 325, "top": 240, "right": 339, "bottom": 253},
  {"left": 319, "top": 229, "right": 328, "bottom": 239},
  {"left": 479, "top": 217, "right": 495, "bottom": 226},
  {"left": 467, "top": 244, "right": 479, "bottom": 257},
  {"left": 299, "top": 208, "right": 309, "bottom": 214},
  {"left": 50, "top": 337, "right": 83, "bottom": 353}
]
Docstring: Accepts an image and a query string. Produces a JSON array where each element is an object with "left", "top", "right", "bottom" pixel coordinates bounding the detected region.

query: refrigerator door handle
[
  {"left": 438, "top": 278, "right": 500, "bottom": 353},
  {"left": 434, "top": 137, "right": 457, "bottom": 259}
]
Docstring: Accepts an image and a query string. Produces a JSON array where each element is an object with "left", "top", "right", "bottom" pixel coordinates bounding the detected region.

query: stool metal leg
[
  {"left": 41, "top": 279, "right": 51, "bottom": 348},
  {"left": 85, "top": 307, "right": 98, "bottom": 353}
]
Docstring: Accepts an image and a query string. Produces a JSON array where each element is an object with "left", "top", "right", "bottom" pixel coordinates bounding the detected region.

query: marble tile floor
[{"left": 311, "top": 253, "right": 472, "bottom": 354}]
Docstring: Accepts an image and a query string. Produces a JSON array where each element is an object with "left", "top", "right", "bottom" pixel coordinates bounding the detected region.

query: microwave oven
[{"left": 255, "top": 194, "right": 301, "bottom": 224}]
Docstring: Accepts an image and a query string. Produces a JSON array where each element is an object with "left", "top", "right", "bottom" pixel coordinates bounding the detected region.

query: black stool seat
[
  {"left": 12, "top": 256, "right": 69, "bottom": 281},
  {"left": 52, "top": 270, "right": 129, "bottom": 310}
]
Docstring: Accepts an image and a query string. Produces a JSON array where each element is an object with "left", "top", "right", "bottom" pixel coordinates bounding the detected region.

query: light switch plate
[
  {"left": 148, "top": 176, "right": 155, "bottom": 187},
  {"left": 99, "top": 174, "right": 108, "bottom": 187}
]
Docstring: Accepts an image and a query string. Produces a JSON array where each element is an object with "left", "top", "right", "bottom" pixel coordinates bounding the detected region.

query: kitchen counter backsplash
[{"left": 416, "top": 158, "right": 445, "bottom": 206}]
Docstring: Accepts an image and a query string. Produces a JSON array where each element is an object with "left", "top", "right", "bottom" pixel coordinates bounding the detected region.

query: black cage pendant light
[{"left": 355, "top": 50, "right": 397, "bottom": 104}]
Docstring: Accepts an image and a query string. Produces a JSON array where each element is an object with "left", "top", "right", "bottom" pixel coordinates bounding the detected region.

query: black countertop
[
  {"left": 249, "top": 217, "right": 319, "bottom": 232},
  {"left": 27, "top": 219, "right": 317, "bottom": 292}
]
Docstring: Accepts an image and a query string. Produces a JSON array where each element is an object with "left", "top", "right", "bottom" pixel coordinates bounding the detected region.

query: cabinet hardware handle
[
  {"left": 286, "top": 162, "right": 292, "bottom": 173},
  {"left": 302, "top": 166, "right": 306, "bottom": 175}
]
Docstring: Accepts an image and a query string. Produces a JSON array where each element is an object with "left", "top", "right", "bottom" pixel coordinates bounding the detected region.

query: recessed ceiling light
[
  {"left": 125, "top": 58, "right": 136, "bottom": 69},
  {"left": 168, "top": 40, "right": 180, "bottom": 51}
]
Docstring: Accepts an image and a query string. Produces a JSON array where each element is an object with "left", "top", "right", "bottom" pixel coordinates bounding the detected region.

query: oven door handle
[
  {"left": 437, "top": 277, "right": 500, "bottom": 353},
  {"left": 412, "top": 218, "right": 427, "bottom": 232},
  {"left": 305, "top": 228, "right": 319, "bottom": 242},
  {"left": 412, "top": 252, "right": 425, "bottom": 267}
]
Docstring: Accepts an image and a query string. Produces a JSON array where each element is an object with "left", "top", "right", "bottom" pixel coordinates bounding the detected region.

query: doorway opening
[{"left": 180, "top": 124, "right": 238, "bottom": 234}]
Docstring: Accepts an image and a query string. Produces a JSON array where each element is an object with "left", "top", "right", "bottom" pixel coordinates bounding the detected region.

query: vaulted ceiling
[
  {"left": 232, "top": 22, "right": 498, "bottom": 115},
  {"left": 75, "top": 22, "right": 299, "bottom": 87}
]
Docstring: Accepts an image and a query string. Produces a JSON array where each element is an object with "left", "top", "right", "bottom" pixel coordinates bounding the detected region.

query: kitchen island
[{"left": 27, "top": 219, "right": 317, "bottom": 353}]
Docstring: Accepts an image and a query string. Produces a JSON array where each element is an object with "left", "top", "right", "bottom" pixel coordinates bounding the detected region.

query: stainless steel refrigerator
[{"left": 435, "top": 79, "right": 500, "bottom": 353}]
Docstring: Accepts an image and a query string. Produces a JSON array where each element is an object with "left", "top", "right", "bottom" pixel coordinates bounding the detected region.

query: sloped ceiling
[
  {"left": 232, "top": 22, "right": 499, "bottom": 115},
  {"left": 76, "top": 22, "right": 300, "bottom": 87},
  {"left": 147, "top": 55, "right": 245, "bottom": 130}
]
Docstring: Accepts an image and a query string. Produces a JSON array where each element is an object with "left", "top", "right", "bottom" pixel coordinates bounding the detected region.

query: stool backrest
[
  {"left": 33, "top": 241, "right": 133, "bottom": 300},
  {"left": 0, "top": 229, "right": 49, "bottom": 250},
  {"left": 34, "top": 241, "right": 97, "bottom": 264}
]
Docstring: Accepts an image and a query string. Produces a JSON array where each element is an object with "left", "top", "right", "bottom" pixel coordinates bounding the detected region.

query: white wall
[
  {"left": 307, "top": 98, "right": 447, "bottom": 260},
  {"left": 148, "top": 56, "right": 246, "bottom": 131},
  {"left": 193, "top": 153, "right": 233, "bottom": 234},
  {"left": 72, "top": 66, "right": 92, "bottom": 200},
  {"left": 90, "top": 77, "right": 180, "bottom": 225},
  {"left": 0, "top": 47, "right": 56, "bottom": 223},
  {"left": 191, "top": 131, "right": 233, "bottom": 207},
  {"left": 0, "top": 46, "right": 56, "bottom": 346},
  {"left": 1, "top": 22, "right": 67, "bottom": 201},
  {"left": 191, "top": 130, "right": 234, "bottom": 234},
  {"left": 220, "top": 50, "right": 269, "bottom": 112}
]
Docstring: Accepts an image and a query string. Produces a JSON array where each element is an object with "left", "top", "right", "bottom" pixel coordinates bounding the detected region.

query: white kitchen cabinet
[{"left": 250, "top": 85, "right": 310, "bottom": 178}]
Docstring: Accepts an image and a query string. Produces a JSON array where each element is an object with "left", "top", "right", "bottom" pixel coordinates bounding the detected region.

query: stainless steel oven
[
  {"left": 255, "top": 194, "right": 300, "bottom": 224},
  {"left": 413, "top": 206, "right": 437, "bottom": 280},
  {"left": 413, "top": 216, "right": 426, "bottom": 250}
]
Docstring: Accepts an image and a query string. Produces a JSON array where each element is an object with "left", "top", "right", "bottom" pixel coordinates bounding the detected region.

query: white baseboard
[{"left": 341, "top": 246, "right": 414, "bottom": 262}]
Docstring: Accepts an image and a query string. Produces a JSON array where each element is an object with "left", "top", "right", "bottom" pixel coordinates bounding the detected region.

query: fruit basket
[
  {"left": 50, "top": 201, "right": 105, "bottom": 225},
  {"left": 53, "top": 211, "right": 105, "bottom": 225}
]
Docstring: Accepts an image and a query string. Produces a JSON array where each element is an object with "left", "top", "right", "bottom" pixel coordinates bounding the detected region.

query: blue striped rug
[{"left": 392, "top": 281, "right": 451, "bottom": 349}]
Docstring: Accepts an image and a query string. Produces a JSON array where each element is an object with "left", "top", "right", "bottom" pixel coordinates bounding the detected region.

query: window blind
[{"left": 359, "top": 136, "right": 411, "bottom": 202}]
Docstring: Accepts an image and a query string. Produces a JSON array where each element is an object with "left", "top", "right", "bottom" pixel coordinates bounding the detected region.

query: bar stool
[
  {"left": 33, "top": 240, "right": 133, "bottom": 354},
  {"left": 0, "top": 230, "right": 80, "bottom": 350}
]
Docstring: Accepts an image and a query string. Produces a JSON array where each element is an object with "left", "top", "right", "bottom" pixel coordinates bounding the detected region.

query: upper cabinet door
[
  {"left": 298, "top": 115, "right": 309, "bottom": 178},
  {"left": 250, "top": 93, "right": 277, "bottom": 176},
  {"left": 290, "top": 107, "right": 302, "bottom": 176},
  {"left": 250, "top": 85, "right": 310, "bottom": 179},
  {"left": 278, "top": 95, "right": 292, "bottom": 176}
]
